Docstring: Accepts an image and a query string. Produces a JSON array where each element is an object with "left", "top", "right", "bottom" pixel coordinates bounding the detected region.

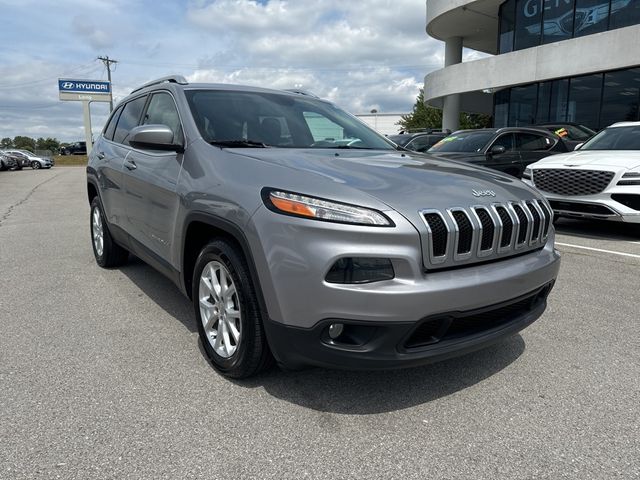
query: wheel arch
[
  {"left": 87, "top": 180, "right": 98, "bottom": 205},
  {"left": 181, "top": 212, "right": 269, "bottom": 320}
]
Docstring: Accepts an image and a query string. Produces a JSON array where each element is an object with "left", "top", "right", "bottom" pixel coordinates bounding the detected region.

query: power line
[
  {"left": 0, "top": 63, "right": 99, "bottom": 90},
  {"left": 97, "top": 55, "right": 118, "bottom": 111}
]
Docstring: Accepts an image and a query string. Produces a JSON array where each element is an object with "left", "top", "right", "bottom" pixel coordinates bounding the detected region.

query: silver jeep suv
[{"left": 87, "top": 75, "right": 560, "bottom": 378}]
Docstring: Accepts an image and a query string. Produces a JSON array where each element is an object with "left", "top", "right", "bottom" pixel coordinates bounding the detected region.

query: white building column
[{"left": 442, "top": 36, "right": 463, "bottom": 132}]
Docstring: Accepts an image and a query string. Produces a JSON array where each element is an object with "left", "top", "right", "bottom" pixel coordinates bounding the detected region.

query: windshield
[
  {"left": 580, "top": 125, "right": 640, "bottom": 150},
  {"left": 428, "top": 132, "right": 494, "bottom": 153},
  {"left": 185, "top": 89, "right": 396, "bottom": 150}
]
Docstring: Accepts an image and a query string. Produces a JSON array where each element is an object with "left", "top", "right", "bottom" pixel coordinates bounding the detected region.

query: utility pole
[{"left": 97, "top": 55, "right": 118, "bottom": 111}]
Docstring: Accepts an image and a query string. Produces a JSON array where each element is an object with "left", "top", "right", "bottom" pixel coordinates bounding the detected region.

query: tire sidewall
[{"left": 193, "top": 242, "right": 259, "bottom": 375}]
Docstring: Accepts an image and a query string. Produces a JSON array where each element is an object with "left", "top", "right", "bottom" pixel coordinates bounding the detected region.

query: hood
[
  {"left": 236, "top": 148, "right": 540, "bottom": 213},
  {"left": 530, "top": 150, "right": 640, "bottom": 170}
]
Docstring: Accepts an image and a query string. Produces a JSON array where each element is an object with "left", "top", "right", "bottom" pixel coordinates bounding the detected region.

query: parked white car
[{"left": 522, "top": 122, "right": 640, "bottom": 224}]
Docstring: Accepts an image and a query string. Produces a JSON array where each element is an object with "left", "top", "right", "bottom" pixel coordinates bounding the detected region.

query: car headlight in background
[{"left": 262, "top": 189, "right": 393, "bottom": 226}]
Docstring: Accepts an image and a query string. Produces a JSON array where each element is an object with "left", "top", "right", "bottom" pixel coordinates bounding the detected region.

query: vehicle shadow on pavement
[
  {"left": 117, "top": 256, "right": 526, "bottom": 414},
  {"left": 554, "top": 218, "right": 640, "bottom": 241},
  {"left": 119, "top": 255, "right": 197, "bottom": 333},
  {"left": 234, "top": 335, "right": 525, "bottom": 414}
]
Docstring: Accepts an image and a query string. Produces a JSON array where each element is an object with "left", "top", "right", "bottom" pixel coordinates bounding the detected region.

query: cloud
[
  {"left": 0, "top": 0, "right": 447, "bottom": 141},
  {"left": 71, "top": 16, "right": 113, "bottom": 50}
]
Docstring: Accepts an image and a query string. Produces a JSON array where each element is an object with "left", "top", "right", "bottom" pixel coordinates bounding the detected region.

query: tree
[
  {"left": 398, "top": 89, "right": 492, "bottom": 131},
  {"left": 460, "top": 112, "right": 492, "bottom": 130},
  {"left": 36, "top": 137, "right": 60, "bottom": 153},
  {"left": 13, "top": 136, "right": 36, "bottom": 152},
  {"left": 1, "top": 137, "right": 12, "bottom": 148},
  {"left": 397, "top": 89, "right": 442, "bottom": 132}
]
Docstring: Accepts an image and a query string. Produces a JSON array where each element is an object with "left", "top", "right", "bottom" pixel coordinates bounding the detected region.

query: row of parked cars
[
  {"left": 392, "top": 122, "right": 639, "bottom": 225},
  {"left": 0, "top": 150, "right": 54, "bottom": 171}
]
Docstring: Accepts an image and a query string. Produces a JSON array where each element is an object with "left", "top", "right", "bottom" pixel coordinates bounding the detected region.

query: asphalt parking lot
[{"left": 1, "top": 167, "right": 638, "bottom": 479}]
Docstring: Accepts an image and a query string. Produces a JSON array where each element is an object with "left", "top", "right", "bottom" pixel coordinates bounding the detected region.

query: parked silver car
[
  {"left": 87, "top": 76, "right": 560, "bottom": 378},
  {"left": 3, "top": 150, "right": 53, "bottom": 169}
]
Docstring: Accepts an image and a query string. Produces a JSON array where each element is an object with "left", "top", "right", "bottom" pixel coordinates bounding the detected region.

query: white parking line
[{"left": 556, "top": 242, "right": 640, "bottom": 259}]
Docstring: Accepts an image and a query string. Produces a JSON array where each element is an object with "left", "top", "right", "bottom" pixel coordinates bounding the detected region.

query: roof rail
[
  {"left": 131, "top": 75, "right": 188, "bottom": 94},
  {"left": 284, "top": 88, "right": 320, "bottom": 98}
]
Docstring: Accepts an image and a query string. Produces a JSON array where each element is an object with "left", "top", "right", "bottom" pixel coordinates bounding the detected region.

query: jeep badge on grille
[{"left": 472, "top": 189, "right": 496, "bottom": 197}]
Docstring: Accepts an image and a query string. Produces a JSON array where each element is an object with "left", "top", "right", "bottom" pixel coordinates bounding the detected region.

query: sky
[{"left": 0, "top": 0, "right": 481, "bottom": 142}]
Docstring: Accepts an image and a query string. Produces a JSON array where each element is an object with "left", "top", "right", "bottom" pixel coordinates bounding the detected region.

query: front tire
[
  {"left": 193, "top": 240, "right": 272, "bottom": 378},
  {"left": 90, "top": 197, "right": 128, "bottom": 268},
  {"left": 31, "top": 161, "right": 41, "bottom": 170}
]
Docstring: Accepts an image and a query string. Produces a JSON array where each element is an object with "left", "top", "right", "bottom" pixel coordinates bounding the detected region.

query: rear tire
[
  {"left": 193, "top": 239, "right": 272, "bottom": 378},
  {"left": 90, "top": 197, "right": 129, "bottom": 268}
]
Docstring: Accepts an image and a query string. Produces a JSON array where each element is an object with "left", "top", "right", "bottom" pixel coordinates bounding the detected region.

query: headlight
[{"left": 262, "top": 189, "right": 393, "bottom": 226}]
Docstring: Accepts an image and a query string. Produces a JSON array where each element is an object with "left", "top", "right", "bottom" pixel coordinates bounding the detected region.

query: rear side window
[
  {"left": 113, "top": 96, "right": 147, "bottom": 145},
  {"left": 516, "top": 133, "right": 553, "bottom": 151},
  {"left": 103, "top": 105, "right": 123, "bottom": 141},
  {"left": 143, "top": 92, "right": 184, "bottom": 145}
]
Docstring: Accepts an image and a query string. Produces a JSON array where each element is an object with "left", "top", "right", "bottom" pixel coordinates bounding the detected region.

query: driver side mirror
[
  {"left": 129, "top": 125, "right": 184, "bottom": 153},
  {"left": 489, "top": 145, "right": 506, "bottom": 156}
]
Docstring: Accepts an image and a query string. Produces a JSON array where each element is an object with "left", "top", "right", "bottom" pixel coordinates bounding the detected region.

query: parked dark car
[
  {"left": 388, "top": 130, "right": 449, "bottom": 153},
  {"left": 0, "top": 151, "right": 20, "bottom": 170},
  {"left": 427, "top": 127, "right": 569, "bottom": 178},
  {"left": 534, "top": 122, "right": 596, "bottom": 150},
  {"left": 0, "top": 152, "right": 18, "bottom": 170},
  {"left": 61, "top": 141, "right": 87, "bottom": 155}
]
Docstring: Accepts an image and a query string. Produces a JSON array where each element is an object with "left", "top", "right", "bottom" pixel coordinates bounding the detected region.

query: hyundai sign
[{"left": 58, "top": 78, "right": 111, "bottom": 102}]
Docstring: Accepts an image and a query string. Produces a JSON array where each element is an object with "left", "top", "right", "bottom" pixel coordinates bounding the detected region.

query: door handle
[
  {"left": 124, "top": 159, "right": 137, "bottom": 171},
  {"left": 96, "top": 152, "right": 105, "bottom": 160}
]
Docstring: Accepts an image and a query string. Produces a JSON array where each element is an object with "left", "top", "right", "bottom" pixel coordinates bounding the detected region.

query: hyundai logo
[
  {"left": 62, "top": 82, "right": 75, "bottom": 89},
  {"left": 472, "top": 189, "right": 496, "bottom": 197}
]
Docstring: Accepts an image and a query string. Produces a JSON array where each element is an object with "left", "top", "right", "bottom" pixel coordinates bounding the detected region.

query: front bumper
[
  {"left": 524, "top": 170, "right": 640, "bottom": 223},
  {"left": 265, "top": 282, "right": 555, "bottom": 370},
  {"left": 248, "top": 206, "right": 561, "bottom": 369}
]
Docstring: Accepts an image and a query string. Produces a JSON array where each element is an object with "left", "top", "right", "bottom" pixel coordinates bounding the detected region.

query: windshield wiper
[
  {"left": 331, "top": 145, "right": 378, "bottom": 150},
  {"left": 209, "top": 140, "right": 268, "bottom": 148}
]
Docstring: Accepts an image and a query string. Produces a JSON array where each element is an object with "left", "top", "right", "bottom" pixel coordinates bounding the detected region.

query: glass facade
[
  {"left": 499, "top": 0, "right": 639, "bottom": 53},
  {"left": 493, "top": 67, "right": 640, "bottom": 130}
]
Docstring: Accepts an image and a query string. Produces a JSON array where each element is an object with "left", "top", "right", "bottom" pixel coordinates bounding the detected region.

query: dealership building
[{"left": 425, "top": 0, "right": 640, "bottom": 132}]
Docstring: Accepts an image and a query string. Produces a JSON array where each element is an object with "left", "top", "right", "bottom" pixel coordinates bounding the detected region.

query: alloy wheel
[
  {"left": 92, "top": 207, "right": 104, "bottom": 257},
  {"left": 198, "top": 261, "right": 242, "bottom": 358}
]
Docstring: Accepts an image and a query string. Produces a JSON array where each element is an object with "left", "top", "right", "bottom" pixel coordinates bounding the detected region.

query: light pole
[{"left": 370, "top": 109, "right": 378, "bottom": 130}]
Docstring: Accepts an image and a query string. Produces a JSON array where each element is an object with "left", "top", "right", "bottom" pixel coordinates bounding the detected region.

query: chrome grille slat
[
  {"left": 420, "top": 200, "right": 552, "bottom": 270},
  {"left": 532, "top": 169, "right": 615, "bottom": 196}
]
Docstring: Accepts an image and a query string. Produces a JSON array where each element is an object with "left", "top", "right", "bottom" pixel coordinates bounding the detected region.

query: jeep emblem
[{"left": 472, "top": 189, "right": 496, "bottom": 197}]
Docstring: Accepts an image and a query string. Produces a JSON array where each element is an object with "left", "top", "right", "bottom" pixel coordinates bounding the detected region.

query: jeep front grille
[
  {"left": 532, "top": 169, "right": 614, "bottom": 196},
  {"left": 420, "top": 200, "right": 551, "bottom": 270}
]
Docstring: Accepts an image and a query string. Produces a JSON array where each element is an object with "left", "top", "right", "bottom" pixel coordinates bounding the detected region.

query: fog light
[
  {"left": 325, "top": 257, "right": 394, "bottom": 284},
  {"left": 328, "top": 323, "right": 344, "bottom": 339}
]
